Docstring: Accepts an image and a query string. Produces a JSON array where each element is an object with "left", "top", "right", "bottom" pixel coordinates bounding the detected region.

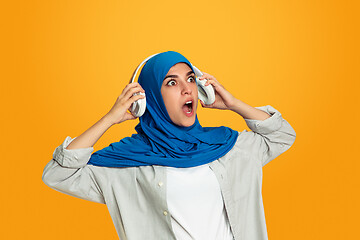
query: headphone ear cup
[
  {"left": 196, "top": 77, "right": 215, "bottom": 105},
  {"left": 130, "top": 92, "right": 146, "bottom": 117}
]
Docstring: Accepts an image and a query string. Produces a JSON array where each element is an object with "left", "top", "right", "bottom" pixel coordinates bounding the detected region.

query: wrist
[
  {"left": 101, "top": 114, "right": 116, "bottom": 127},
  {"left": 228, "top": 98, "right": 242, "bottom": 112}
]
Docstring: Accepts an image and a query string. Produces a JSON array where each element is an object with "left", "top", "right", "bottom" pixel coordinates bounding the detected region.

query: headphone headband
[
  {"left": 130, "top": 53, "right": 160, "bottom": 83},
  {"left": 129, "top": 53, "right": 203, "bottom": 84}
]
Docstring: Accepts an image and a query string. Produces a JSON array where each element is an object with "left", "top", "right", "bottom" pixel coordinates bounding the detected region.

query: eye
[
  {"left": 167, "top": 80, "right": 176, "bottom": 86},
  {"left": 187, "top": 76, "right": 195, "bottom": 83}
]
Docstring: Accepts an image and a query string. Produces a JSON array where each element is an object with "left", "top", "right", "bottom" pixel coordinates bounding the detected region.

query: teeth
[{"left": 184, "top": 100, "right": 193, "bottom": 114}]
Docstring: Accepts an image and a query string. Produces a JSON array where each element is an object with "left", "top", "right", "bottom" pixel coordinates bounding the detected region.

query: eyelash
[
  {"left": 167, "top": 80, "right": 176, "bottom": 86},
  {"left": 166, "top": 76, "right": 195, "bottom": 86},
  {"left": 188, "top": 76, "right": 195, "bottom": 83}
]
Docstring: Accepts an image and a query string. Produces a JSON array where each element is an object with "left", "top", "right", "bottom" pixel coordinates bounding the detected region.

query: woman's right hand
[{"left": 104, "top": 82, "right": 145, "bottom": 125}]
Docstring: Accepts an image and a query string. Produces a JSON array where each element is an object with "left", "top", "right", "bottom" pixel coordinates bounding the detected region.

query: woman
[{"left": 42, "top": 51, "right": 296, "bottom": 240}]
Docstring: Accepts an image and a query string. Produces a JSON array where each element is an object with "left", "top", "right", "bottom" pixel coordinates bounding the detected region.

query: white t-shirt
[{"left": 166, "top": 164, "right": 234, "bottom": 240}]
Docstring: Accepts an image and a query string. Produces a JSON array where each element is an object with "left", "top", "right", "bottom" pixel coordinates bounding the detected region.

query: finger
[
  {"left": 121, "top": 82, "right": 138, "bottom": 94},
  {"left": 130, "top": 92, "right": 146, "bottom": 101},
  {"left": 199, "top": 73, "right": 215, "bottom": 80},
  {"left": 200, "top": 99, "right": 215, "bottom": 108},
  {"left": 120, "top": 82, "right": 143, "bottom": 97},
  {"left": 125, "top": 83, "right": 145, "bottom": 96},
  {"left": 198, "top": 75, "right": 209, "bottom": 80},
  {"left": 204, "top": 79, "right": 221, "bottom": 87},
  {"left": 123, "top": 86, "right": 145, "bottom": 101},
  {"left": 117, "top": 89, "right": 146, "bottom": 111},
  {"left": 124, "top": 112, "right": 137, "bottom": 120},
  {"left": 125, "top": 92, "right": 145, "bottom": 107},
  {"left": 123, "top": 85, "right": 145, "bottom": 98}
]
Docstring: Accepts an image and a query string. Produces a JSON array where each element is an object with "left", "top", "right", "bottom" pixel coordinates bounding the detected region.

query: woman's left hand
[{"left": 198, "top": 73, "right": 238, "bottom": 110}]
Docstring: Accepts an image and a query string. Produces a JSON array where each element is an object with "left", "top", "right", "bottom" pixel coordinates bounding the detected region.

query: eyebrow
[{"left": 163, "top": 70, "right": 194, "bottom": 81}]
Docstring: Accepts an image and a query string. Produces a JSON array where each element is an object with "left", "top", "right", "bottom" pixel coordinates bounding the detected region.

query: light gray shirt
[{"left": 42, "top": 105, "right": 296, "bottom": 240}]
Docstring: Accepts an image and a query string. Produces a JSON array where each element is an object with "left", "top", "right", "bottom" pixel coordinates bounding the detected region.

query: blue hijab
[{"left": 88, "top": 51, "right": 238, "bottom": 168}]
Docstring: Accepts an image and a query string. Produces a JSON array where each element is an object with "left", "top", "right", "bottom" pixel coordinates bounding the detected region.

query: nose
[{"left": 180, "top": 82, "right": 192, "bottom": 95}]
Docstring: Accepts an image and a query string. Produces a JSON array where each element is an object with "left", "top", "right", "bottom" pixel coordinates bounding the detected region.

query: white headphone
[{"left": 129, "top": 53, "right": 215, "bottom": 117}]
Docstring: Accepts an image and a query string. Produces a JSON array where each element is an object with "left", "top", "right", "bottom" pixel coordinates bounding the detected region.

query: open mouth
[{"left": 182, "top": 100, "right": 193, "bottom": 115}]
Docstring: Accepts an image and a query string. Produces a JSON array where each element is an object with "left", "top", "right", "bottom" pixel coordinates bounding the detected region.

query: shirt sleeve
[
  {"left": 42, "top": 136, "right": 105, "bottom": 204},
  {"left": 238, "top": 105, "right": 296, "bottom": 166}
]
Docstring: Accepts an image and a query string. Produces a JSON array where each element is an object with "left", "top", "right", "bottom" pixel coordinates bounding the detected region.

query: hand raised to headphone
[
  {"left": 198, "top": 73, "right": 238, "bottom": 111},
  {"left": 104, "top": 82, "right": 145, "bottom": 125}
]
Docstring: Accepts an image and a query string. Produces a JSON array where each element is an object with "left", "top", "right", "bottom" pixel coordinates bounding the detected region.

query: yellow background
[{"left": 1, "top": 0, "right": 359, "bottom": 239}]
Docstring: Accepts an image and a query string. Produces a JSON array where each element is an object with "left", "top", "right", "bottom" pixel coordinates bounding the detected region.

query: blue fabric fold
[{"left": 88, "top": 51, "right": 238, "bottom": 168}]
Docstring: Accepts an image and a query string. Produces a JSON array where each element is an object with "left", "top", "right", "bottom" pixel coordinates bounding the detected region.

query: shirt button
[
  {"left": 74, "top": 155, "right": 78, "bottom": 160},
  {"left": 158, "top": 182, "right": 163, "bottom": 187},
  {"left": 163, "top": 211, "right": 168, "bottom": 216},
  {"left": 255, "top": 123, "right": 260, "bottom": 127}
]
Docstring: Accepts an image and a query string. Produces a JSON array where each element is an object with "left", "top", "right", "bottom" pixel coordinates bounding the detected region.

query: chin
[
  {"left": 176, "top": 117, "right": 196, "bottom": 127},
  {"left": 170, "top": 108, "right": 197, "bottom": 127},
  {"left": 181, "top": 122, "right": 194, "bottom": 127}
]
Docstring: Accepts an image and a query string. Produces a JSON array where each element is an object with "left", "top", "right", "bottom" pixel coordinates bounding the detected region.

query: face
[{"left": 161, "top": 63, "right": 198, "bottom": 127}]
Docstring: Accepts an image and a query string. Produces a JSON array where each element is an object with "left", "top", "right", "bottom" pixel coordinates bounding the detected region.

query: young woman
[{"left": 42, "top": 51, "right": 296, "bottom": 240}]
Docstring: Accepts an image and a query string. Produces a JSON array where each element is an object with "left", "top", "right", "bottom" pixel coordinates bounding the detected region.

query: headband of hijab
[{"left": 87, "top": 51, "right": 238, "bottom": 168}]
